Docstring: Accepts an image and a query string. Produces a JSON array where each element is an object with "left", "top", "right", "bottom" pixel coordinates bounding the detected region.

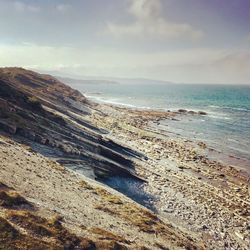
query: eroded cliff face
[{"left": 0, "top": 67, "right": 144, "bottom": 180}]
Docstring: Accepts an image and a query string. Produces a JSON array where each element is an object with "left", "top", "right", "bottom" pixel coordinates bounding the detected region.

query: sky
[{"left": 0, "top": 0, "right": 250, "bottom": 84}]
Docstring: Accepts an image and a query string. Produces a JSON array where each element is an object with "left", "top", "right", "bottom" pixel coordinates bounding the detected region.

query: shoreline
[
  {"left": 0, "top": 68, "right": 249, "bottom": 249},
  {"left": 88, "top": 102, "right": 250, "bottom": 249},
  {"left": 90, "top": 102, "right": 250, "bottom": 180},
  {"left": 152, "top": 119, "right": 250, "bottom": 172},
  {"left": 88, "top": 97, "right": 250, "bottom": 172}
]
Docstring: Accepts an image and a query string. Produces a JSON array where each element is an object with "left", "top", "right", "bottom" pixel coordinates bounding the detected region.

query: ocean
[{"left": 73, "top": 83, "right": 250, "bottom": 170}]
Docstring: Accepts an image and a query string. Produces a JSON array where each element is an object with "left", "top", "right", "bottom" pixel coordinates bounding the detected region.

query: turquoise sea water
[{"left": 74, "top": 83, "right": 250, "bottom": 169}]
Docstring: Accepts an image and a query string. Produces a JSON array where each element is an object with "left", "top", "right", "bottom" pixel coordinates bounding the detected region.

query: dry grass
[
  {"left": 7, "top": 210, "right": 95, "bottom": 249},
  {"left": 5, "top": 210, "right": 132, "bottom": 250},
  {"left": 115, "top": 203, "right": 161, "bottom": 234},
  {"left": 0, "top": 216, "right": 60, "bottom": 250},
  {"left": 50, "top": 162, "right": 67, "bottom": 173},
  {"left": 79, "top": 181, "right": 124, "bottom": 205},
  {"left": 0, "top": 182, "right": 95, "bottom": 249},
  {"left": 0, "top": 190, "right": 33, "bottom": 209},
  {"left": 93, "top": 187, "right": 123, "bottom": 205},
  {"left": 95, "top": 200, "right": 161, "bottom": 234},
  {"left": 154, "top": 242, "right": 170, "bottom": 250},
  {"left": 94, "top": 240, "right": 128, "bottom": 250},
  {"left": 0, "top": 181, "right": 135, "bottom": 250},
  {"left": 94, "top": 195, "right": 203, "bottom": 249},
  {"left": 93, "top": 189, "right": 165, "bottom": 234},
  {"left": 8, "top": 210, "right": 56, "bottom": 237},
  {"left": 89, "top": 227, "right": 130, "bottom": 244},
  {"left": 94, "top": 205, "right": 116, "bottom": 215},
  {"left": 79, "top": 180, "right": 94, "bottom": 190}
]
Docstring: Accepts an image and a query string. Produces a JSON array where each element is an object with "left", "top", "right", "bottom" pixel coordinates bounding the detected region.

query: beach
[
  {"left": 82, "top": 83, "right": 250, "bottom": 170},
  {"left": 87, "top": 103, "right": 250, "bottom": 249},
  {"left": 0, "top": 134, "right": 205, "bottom": 249},
  {"left": 0, "top": 68, "right": 249, "bottom": 249},
  {"left": 1, "top": 0, "right": 249, "bottom": 248}
]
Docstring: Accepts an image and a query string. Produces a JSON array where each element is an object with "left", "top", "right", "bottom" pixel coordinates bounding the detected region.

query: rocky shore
[
  {"left": 0, "top": 68, "right": 249, "bottom": 249},
  {"left": 0, "top": 135, "right": 205, "bottom": 249},
  {"left": 88, "top": 103, "right": 250, "bottom": 250},
  {"left": 0, "top": 67, "right": 207, "bottom": 249}
]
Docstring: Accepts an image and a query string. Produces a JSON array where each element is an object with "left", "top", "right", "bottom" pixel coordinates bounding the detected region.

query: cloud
[
  {"left": 13, "top": 1, "right": 40, "bottom": 12},
  {"left": 106, "top": 0, "right": 203, "bottom": 40}
]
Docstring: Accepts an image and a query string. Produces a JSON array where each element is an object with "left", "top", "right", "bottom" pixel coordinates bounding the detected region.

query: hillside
[
  {"left": 0, "top": 67, "right": 144, "bottom": 180},
  {"left": 0, "top": 135, "right": 204, "bottom": 249},
  {"left": 0, "top": 67, "right": 205, "bottom": 249}
]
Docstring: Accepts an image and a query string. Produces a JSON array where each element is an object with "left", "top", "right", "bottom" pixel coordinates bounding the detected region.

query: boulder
[
  {"left": 178, "top": 109, "right": 187, "bottom": 113},
  {"left": 198, "top": 111, "right": 207, "bottom": 115}
]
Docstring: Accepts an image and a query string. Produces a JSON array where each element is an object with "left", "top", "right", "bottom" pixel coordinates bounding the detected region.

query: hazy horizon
[
  {"left": 0, "top": 0, "right": 250, "bottom": 84},
  {"left": 50, "top": 70, "right": 250, "bottom": 86}
]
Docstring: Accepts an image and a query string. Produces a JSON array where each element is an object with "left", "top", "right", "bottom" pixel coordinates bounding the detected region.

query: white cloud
[
  {"left": 13, "top": 1, "right": 40, "bottom": 12},
  {"left": 106, "top": 0, "right": 203, "bottom": 40}
]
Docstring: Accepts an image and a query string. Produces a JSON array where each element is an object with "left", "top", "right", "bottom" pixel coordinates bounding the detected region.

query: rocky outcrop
[
  {"left": 0, "top": 67, "right": 144, "bottom": 181},
  {"left": 178, "top": 109, "right": 207, "bottom": 115},
  {"left": 0, "top": 137, "right": 205, "bottom": 249},
  {"left": 0, "top": 67, "right": 87, "bottom": 106}
]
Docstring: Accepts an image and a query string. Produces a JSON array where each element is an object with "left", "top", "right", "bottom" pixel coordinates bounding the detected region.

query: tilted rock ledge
[
  {"left": 0, "top": 135, "right": 204, "bottom": 249},
  {"left": 0, "top": 67, "right": 249, "bottom": 249},
  {"left": 0, "top": 67, "right": 144, "bottom": 180}
]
